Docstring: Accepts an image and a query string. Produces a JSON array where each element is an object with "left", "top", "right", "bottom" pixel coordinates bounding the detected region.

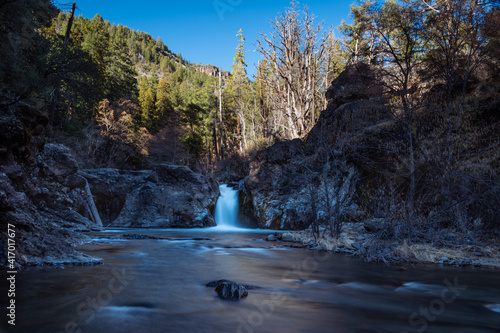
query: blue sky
[{"left": 57, "top": 0, "right": 355, "bottom": 78}]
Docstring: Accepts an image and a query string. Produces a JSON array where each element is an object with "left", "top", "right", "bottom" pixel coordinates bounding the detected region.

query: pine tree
[
  {"left": 138, "top": 76, "right": 155, "bottom": 127},
  {"left": 105, "top": 32, "right": 137, "bottom": 100},
  {"left": 156, "top": 78, "right": 172, "bottom": 119},
  {"left": 81, "top": 14, "right": 109, "bottom": 72},
  {"left": 228, "top": 28, "right": 249, "bottom": 151}
]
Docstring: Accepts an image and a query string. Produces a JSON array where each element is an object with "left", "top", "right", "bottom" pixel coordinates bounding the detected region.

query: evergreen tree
[
  {"left": 156, "top": 78, "right": 172, "bottom": 119},
  {"left": 105, "top": 31, "right": 137, "bottom": 100},
  {"left": 0, "top": 0, "right": 58, "bottom": 105},
  {"left": 138, "top": 76, "right": 155, "bottom": 127},
  {"left": 228, "top": 28, "right": 249, "bottom": 150},
  {"left": 81, "top": 14, "right": 109, "bottom": 73},
  {"left": 339, "top": 0, "right": 379, "bottom": 64}
]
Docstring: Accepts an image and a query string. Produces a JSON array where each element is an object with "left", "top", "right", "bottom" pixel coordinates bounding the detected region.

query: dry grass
[
  {"left": 283, "top": 226, "right": 500, "bottom": 268},
  {"left": 393, "top": 240, "right": 500, "bottom": 265},
  {"left": 283, "top": 227, "right": 359, "bottom": 251}
]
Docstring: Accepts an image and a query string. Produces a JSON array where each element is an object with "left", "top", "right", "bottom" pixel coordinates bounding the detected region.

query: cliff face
[
  {"left": 246, "top": 64, "right": 389, "bottom": 230},
  {"left": 195, "top": 64, "right": 231, "bottom": 80},
  {"left": 0, "top": 103, "right": 104, "bottom": 266},
  {"left": 82, "top": 165, "right": 219, "bottom": 228}
]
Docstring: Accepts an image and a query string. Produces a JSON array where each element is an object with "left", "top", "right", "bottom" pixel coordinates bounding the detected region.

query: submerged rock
[{"left": 207, "top": 280, "right": 249, "bottom": 300}]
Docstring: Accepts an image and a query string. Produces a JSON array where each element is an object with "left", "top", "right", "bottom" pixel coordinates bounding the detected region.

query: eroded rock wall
[
  {"left": 247, "top": 64, "right": 389, "bottom": 230},
  {"left": 82, "top": 165, "right": 219, "bottom": 228}
]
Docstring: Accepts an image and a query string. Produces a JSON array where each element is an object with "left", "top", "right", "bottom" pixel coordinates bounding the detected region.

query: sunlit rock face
[{"left": 83, "top": 164, "right": 219, "bottom": 228}]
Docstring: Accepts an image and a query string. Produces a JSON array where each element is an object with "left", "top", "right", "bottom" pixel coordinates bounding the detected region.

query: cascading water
[{"left": 214, "top": 184, "right": 240, "bottom": 229}]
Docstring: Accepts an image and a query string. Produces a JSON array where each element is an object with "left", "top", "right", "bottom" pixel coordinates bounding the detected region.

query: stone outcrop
[
  {"left": 305, "top": 63, "right": 389, "bottom": 146},
  {"left": 82, "top": 164, "right": 219, "bottom": 228},
  {"left": 0, "top": 173, "right": 100, "bottom": 267},
  {"left": 195, "top": 64, "right": 231, "bottom": 81},
  {"left": 0, "top": 102, "right": 105, "bottom": 267},
  {"left": 246, "top": 64, "right": 389, "bottom": 230},
  {"left": 248, "top": 148, "right": 358, "bottom": 230}
]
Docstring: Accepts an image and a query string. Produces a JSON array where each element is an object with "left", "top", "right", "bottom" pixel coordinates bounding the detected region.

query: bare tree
[
  {"left": 256, "top": 1, "right": 328, "bottom": 139},
  {"left": 422, "top": 0, "right": 491, "bottom": 102}
]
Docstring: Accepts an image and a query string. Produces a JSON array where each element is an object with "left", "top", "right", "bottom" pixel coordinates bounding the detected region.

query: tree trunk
[
  {"left": 219, "top": 71, "right": 224, "bottom": 159},
  {"left": 49, "top": 2, "right": 76, "bottom": 128}
]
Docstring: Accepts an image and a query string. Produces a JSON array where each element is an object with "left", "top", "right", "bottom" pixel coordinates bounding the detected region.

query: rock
[
  {"left": 282, "top": 233, "right": 295, "bottom": 242},
  {"left": 303, "top": 240, "right": 317, "bottom": 248},
  {"left": 145, "top": 171, "right": 158, "bottom": 183},
  {"left": 37, "top": 144, "right": 78, "bottom": 179},
  {"left": 364, "top": 218, "right": 386, "bottom": 232},
  {"left": 0, "top": 105, "right": 102, "bottom": 268},
  {"left": 357, "top": 236, "right": 366, "bottom": 241},
  {"left": 351, "top": 242, "right": 362, "bottom": 250},
  {"left": 0, "top": 116, "right": 29, "bottom": 150},
  {"left": 207, "top": 280, "right": 248, "bottom": 300},
  {"left": 306, "top": 63, "right": 389, "bottom": 146},
  {"left": 473, "top": 252, "right": 484, "bottom": 257},
  {"left": 440, "top": 257, "right": 449, "bottom": 262},
  {"left": 266, "top": 234, "right": 277, "bottom": 241},
  {"left": 64, "top": 174, "right": 87, "bottom": 189},
  {"left": 83, "top": 164, "right": 219, "bottom": 228},
  {"left": 248, "top": 139, "right": 359, "bottom": 230},
  {"left": 342, "top": 203, "right": 365, "bottom": 221},
  {"left": 236, "top": 178, "right": 259, "bottom": 228},
  {"left": 120, "top": 234, "right": 162, "bottom": 240},
  {"left": 0, "top": 174, "right": 98, "bottom": 268},
  {"left": 459, "top": 258, "right": 472, "bottom": 266},
  {"left": 275, "top": 232, "right": 283, "bottom": 240}
]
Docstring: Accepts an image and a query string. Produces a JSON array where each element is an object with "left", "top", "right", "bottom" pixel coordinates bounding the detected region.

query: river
[{"left": 4, "top": 228, "right": 500, "bottom": 333}]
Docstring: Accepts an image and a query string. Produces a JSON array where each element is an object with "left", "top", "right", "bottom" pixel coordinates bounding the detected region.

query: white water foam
[{"left": 213, "top": 184, "right": 242, "bottom": 230}]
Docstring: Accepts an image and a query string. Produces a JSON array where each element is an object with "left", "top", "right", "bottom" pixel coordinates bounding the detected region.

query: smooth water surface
[{"left": 3, "top": 229, "right": 500, "bottom": 333}]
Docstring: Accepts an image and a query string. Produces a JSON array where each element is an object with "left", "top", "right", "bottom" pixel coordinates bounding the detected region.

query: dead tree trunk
[
  {"left": 49, "top": 2, "right": 76, "bottom": 128},
  {"left": 83, "top": 179, "right": 103, "bottom": 227}
]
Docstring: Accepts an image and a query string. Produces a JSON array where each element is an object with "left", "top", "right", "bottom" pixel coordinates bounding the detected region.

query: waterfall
[{"left": 214, "top": 184, "right": 240, "bottom": 229}]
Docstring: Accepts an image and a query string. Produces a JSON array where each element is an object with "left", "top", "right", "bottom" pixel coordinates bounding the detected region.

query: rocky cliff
[
  {"left": 1, "top": 103, "right": 104, "bottom": 266},
  {"left": 195, "top": 64, "right": 231, "bottom": 81},
  {"left": 82, "top": 165, "right": 219, "bottom": 228},
  {"left": 246, "top": 64, "right": 389, "bottom": 230}
]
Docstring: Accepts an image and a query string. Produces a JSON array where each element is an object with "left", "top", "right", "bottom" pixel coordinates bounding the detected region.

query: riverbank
[{"left": 266, "top": 222, "right": 500, "bottom": 269}]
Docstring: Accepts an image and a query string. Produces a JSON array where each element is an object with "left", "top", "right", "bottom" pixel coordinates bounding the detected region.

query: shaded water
[{"left": 3, "top": 229, "right": 500, "bottom": 333}]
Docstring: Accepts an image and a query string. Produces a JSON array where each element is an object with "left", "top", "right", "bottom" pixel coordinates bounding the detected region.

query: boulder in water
[
  {"left": 206, "top": 280, "right": 248, "bottom": 300},
  {"left": 266, "top": 234, "right": 277, "bottom": 241}
]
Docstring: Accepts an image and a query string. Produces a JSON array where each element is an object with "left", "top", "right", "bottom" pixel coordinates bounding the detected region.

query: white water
[{"left": 214, "top": 184, "right": 241, "bottom": 230}]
